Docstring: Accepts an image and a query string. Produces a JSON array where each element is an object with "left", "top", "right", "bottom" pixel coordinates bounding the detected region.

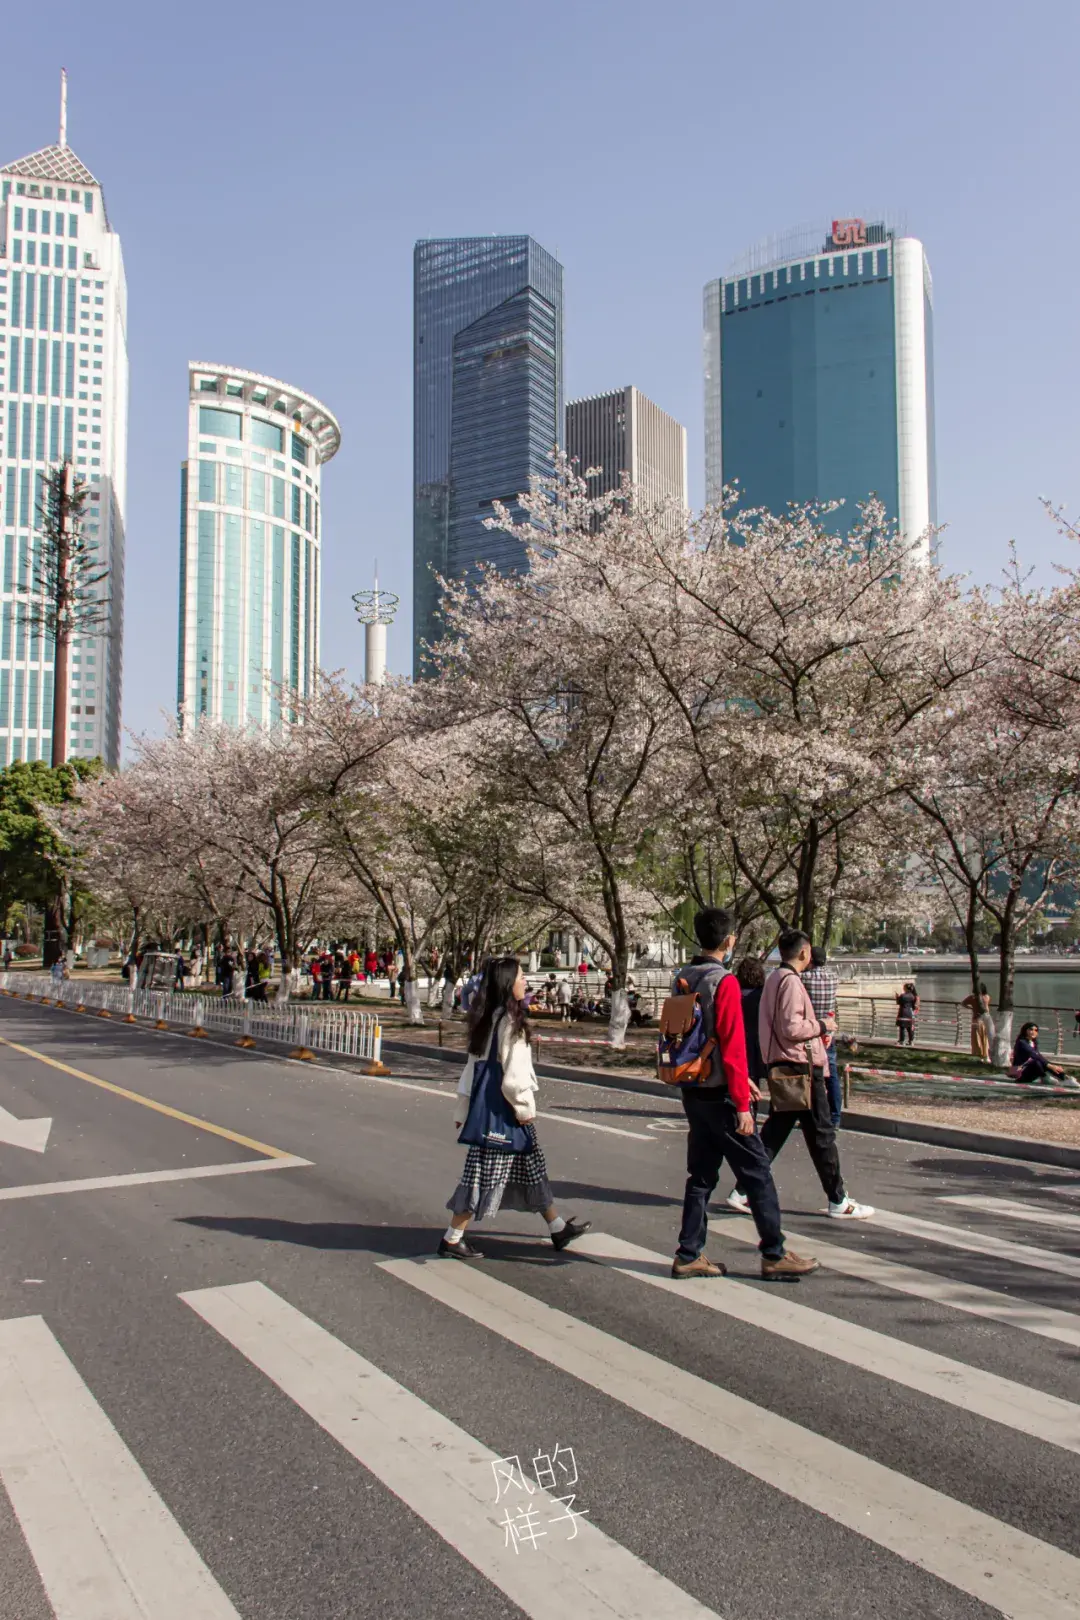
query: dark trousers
[
  {"left": 759, "top": 1069, "right": 845, "bottom": 1205},
  {"left": 896, "top": 1019, "right": 915, "bottom": 1046},
  {"left": 677, "top": 1091, "right": 785, "bottom": 1261},
  {"left": 825, "top": 1041, "right": 842, "bottom": 1126},
  {"left": 321, "top": 978, "right": 333, "bottom": 1001}
]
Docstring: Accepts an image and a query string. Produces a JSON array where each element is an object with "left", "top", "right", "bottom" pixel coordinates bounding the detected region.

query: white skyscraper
[
  {"left": 177, "top": 363, "right": 339, "bottom": 728},
  {"left": 0, "top": 77, "right": 128, "bottom": 766}
]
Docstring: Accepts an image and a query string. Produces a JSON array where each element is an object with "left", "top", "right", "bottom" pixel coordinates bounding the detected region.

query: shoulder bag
[
  {"left": 764, "top": 967, "right": 813, "bottom": 1112},
  {"left": 457, "top": 1019, "right": 531, "bottom": 1153}
]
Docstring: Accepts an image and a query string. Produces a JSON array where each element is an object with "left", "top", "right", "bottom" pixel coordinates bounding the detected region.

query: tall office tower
[
  {"left": 704, "top": 217, "right": 935, "bottom": 555},
  {"left": 0, "top": 79, "right": 128, "bottom": 766},
  {"left": 566, "top": 386, "right": 687, "bottom": 512},
  {"left": 177, "top": 364, "right": 339, "bottom": 728},
  {"left": 413, "top": 236, "right": 563, "bottom": 670}
]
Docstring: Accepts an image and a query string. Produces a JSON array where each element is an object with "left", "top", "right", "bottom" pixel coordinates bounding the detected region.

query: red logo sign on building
[{"left": 831, "top": 218, "right": 867, "bottom": 248}]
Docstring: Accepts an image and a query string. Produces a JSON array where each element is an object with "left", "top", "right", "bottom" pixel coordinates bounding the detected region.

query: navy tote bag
[{"left": 457, "top": 1020, "right": 530, "bottom": 1153}]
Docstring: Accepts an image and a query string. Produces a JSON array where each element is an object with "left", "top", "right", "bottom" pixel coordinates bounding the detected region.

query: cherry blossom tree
[{"left": 428, "top": 468, "right": 683, "bottom": 1044}]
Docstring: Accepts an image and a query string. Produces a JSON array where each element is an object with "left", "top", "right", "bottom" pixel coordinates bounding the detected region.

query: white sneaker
[
  {"left": 725, "top": 1190, "right": 750, "bottom": 1213},
  {"left": 828, "top": 1197, "right": 874, "bottom": 1220}
]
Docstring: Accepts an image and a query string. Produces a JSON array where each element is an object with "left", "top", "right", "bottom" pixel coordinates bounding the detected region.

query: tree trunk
[
  {"left": 992, "top": 890, "right": 1019, "bottom": 1069},
  {"left": 401, "top": 944, "right": 424, "bottom": 1025},
  {"left": 42, "top": 893, "right": 64, "bottom": 967},
  {"left": 963, "top": 887, "right": 980, "bottom": 998},
  {"left": 607, "top": 946, "right": 631, "bottom": 1047}
]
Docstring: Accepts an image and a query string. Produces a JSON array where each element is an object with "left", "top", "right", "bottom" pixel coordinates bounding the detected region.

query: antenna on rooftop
[{"left": 59, "top": 68, "right": 68, "bottom": 149}]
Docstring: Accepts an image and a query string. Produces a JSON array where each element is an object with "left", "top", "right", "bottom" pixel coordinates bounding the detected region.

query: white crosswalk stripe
[
  {"left": 715, "top": 1214, "right": 1080, "bottom": 1347},
  {"left": 941, "top": 1194, "right": 1080, "bottom": 1232},
  {"left": 567, "top": 1230, "right": 1080, "bottom": 1453},
  {"left": 858, "top": 1204, "right": 1080, "bottom": 1278},
  {"left": 180, "top": 1280, "right": 721, "bottom": 1620},
  {"left": 383, "top": 1254, "right": 1080, "bottom": 1620},
  {"left": 0, "top": 1314, "right": 240, "bottom": 1620}
]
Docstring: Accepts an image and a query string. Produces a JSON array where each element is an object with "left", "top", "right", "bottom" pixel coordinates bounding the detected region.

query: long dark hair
[
  {"left": 467, "top": 956, "right": 531, "bottom": 1055},
  {"left": 1018, "top": 1021, "right": 1039, "bottom": 1045}
]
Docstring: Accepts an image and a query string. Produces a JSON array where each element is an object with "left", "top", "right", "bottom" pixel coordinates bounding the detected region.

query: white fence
[{"left": 0, "top": 973, "right": 384, "bottom": 1067}]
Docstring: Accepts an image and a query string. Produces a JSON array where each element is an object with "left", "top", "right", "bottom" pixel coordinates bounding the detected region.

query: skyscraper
[
  {"left": 413, "top": 236, "right": 563, "bottom": 670},
  {"left": 704, "top": 217, "right": 935, "bottom": 554},
  {"left": 0, "top": 79, "right": 128, "bottom": 766},
  {"left": 177, "top": 364, "right": 339, "bottom": 728},
  {"left": 566, "top": 386, "right": 687, "bottom": 512}
]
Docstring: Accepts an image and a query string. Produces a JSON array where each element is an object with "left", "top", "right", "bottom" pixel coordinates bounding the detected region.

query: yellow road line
[{"left": 0, "top": 1032, "right": 292, "bottom": 1160}]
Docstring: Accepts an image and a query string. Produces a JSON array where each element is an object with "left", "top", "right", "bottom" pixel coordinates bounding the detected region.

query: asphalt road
[{"left": 0, "top": 997, "right": 1078, "bottom": 1620}]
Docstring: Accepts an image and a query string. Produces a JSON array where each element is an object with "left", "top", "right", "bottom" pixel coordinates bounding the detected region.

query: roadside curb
[
  {"left": 383, "top": 1037, "right": 1080, "bottom": 1168},
  {"left": 839, "top": 1110, "right": 1080, "bottom": 1170}
]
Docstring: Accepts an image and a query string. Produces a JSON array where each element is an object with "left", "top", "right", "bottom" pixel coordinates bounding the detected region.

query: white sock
[
  {"left": 443, "top": 1224, "right": 464, "bottom": 1244},
  {"left": 546, "top": 1215, "right": 566, "bottom": 1235}
]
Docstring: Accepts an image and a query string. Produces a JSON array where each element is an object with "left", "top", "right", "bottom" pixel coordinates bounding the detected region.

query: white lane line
[
  {"left": 536, "top": 1112, "right": 655, "bottom": 1141},
  {"left": 569, "top": 1232, "right": 1080, "bottom": 1454},
  {"left": 383, "top": 1257, "right": 1080, "bottom": 1620},
  {"left": 357, "top": 1070, "right": 655, "bottom": 1139},
  {"left": 181, "top": 1281, "right": 718, "bottom": 1620},
  {"left": 0, "top": 1315, "right": 239, "bottom": 1620},
  {"left": 714, "top": 1217, "right": 1080, "bottom": 1350},
  {"left": 0, "top": 1154, "right": 312, "bottom": 1203},
  {"left": 865, "top": 1207, "right": 1080, "bottom": 1280},
  {"left": 941, "top": 1195, "right": 1080, "bottom": 1233}
]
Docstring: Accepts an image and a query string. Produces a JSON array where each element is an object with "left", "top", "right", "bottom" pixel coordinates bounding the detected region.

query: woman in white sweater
[{"left": 440, "top": 956, "right": 592, "bottom": 1259}]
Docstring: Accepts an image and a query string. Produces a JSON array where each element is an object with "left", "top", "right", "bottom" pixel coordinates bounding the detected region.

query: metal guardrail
[
  {"left": 838, "top": 995, "right": 1080, "bottom": 1057},
  {"left": 0, "top": 973, "right": 384, "bottom": 1068}
]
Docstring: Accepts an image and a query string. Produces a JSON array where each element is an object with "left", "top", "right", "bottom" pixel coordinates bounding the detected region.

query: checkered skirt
[{"left": 447, "top": 1124, "right": 554, "bottom": 1222}]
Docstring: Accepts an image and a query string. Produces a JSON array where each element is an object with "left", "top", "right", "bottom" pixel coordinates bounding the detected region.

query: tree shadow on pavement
[
  {"left": 908, "top": 1156, "right": 1080, "bottom": 1188},
  {"left": 550, "top": 1180, "right": 677, "bottom": 1208},
  {"left": 177, "top": 1215, "right": 435, "bottom": 1256},
  {"left": 176, "top": 1215, "right": 574, "bottom": 1266}
]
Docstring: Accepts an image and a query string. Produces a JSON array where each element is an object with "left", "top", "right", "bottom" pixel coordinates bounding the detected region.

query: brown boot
[
  {"left": 671, "top": 1255, "right": 728, "bottom": 1279},
  {"left": 761, "top": 1250, "right": 820, "bottom": 1280}
]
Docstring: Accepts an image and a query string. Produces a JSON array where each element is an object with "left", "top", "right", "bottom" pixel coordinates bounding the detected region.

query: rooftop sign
[{"left": 830, "top": 218, "right": 867, "bottom": 248}]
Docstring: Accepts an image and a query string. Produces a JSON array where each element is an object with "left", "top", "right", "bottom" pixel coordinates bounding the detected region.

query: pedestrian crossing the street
[{"left": 1, "top": 1199, "right": 1078, "bottom": 1620}]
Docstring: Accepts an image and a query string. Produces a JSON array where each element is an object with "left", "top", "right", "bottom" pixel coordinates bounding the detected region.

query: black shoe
[
  {"left": 437, "top": 1237, "right": 485, "bottom": 1259},
  {"left": 551, "top": 1217, "right": 592, "bottom": 1252}
]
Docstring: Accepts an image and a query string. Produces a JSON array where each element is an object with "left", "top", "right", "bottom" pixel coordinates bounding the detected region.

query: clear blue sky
[{"left": 3, "top": 0, "right": 1078, "bottom": 747}]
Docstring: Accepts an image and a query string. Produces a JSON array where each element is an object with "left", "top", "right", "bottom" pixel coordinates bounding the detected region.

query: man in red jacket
[{"left": 671, "top": 908, "right": 819, "bottom": 1281}]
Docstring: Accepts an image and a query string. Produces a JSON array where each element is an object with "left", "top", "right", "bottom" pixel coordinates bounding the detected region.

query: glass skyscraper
[
  {"left": 177, "top": 364, "right": 339, "bottom": 728},
  {"left": 704, "top": 218, "right": 936, "bottom": 555},
  {"left": 413, "top": 236, "right": 563, "bottom": 669},
  {"left": 0, "top": 100, "right": 128, "bottom": 766}
]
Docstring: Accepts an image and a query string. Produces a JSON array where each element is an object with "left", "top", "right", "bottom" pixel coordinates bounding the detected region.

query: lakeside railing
[
  {"left": 0, "top": 972, "right": 384, "bottom": 1067},
  {"left": 835, "top": 994, "right": 1080, "bottom": 1056}
]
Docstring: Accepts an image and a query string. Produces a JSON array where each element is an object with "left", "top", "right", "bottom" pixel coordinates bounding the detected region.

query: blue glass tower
[
  {"left": 413, "top": 236, "right": 563, "bottom": 670},
  {"left": 705, "top": 219, "right": 935, "bottom": 554}
]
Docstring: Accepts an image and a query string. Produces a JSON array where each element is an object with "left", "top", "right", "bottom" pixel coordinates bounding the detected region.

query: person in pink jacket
[{"left": 758, "top": 930, "right": 874, "bottom": 1220}]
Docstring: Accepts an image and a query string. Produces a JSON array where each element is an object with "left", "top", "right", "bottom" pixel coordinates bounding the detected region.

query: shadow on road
[
  {"left": 909, "top": 1156, "right": 1080, "bottom": 1188},
  {"left": 550, "top": 1180, "right": 677, "bottom": 1208},
  {"left": 178, "top": 1214, "right": 435, "bottom": 1255},
  {"left": 176, "top": 1214, "right": 576, "bottom": 1267}
]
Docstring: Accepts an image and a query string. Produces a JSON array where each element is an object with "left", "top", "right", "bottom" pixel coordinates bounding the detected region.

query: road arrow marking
[{"left": 0, "top": 1104, "right": 52, "bottom": 1153}]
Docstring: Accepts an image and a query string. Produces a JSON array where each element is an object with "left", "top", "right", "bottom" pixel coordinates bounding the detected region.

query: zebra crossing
[{"left": 1, "top": 1189, "right": 1078, "bottom": 1620}]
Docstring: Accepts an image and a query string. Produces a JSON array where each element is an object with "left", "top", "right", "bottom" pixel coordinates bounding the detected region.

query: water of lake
[{"left": 912, "top": 967, "right": 1080, "bottom": 1018}]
